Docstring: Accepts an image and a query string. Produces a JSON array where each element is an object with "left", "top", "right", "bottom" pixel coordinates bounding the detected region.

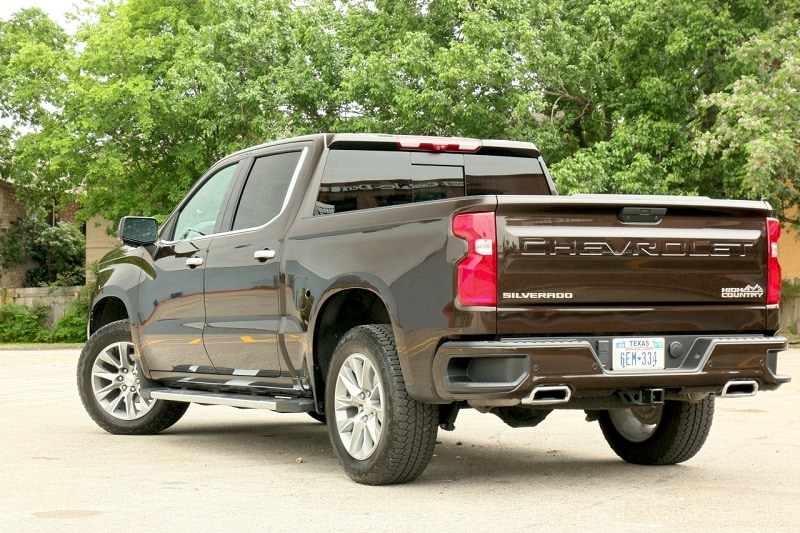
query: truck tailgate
[{"left": 496, "top": 195, "right": 776, "bottom": 335}]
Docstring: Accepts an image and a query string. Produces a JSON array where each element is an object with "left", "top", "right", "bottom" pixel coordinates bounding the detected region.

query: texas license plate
[{"left": 611, "top": 338, "right": 666, "bottom": 372}]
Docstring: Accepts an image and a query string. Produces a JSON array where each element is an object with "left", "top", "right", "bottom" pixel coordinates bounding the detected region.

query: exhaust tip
[
  {"left": 522, "top": 385, "right": 572, "bottom": 406},
  {"left": 721, "top": 379, "right": 759, "bottom": 398}
]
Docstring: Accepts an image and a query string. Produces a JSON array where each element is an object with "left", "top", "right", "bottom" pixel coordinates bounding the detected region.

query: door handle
[
  {"left": 185, "top": 256, "right": 204, "bottom": 268},
  {"left": 254, "top": 249, "right": 276, "bottom": 262}
]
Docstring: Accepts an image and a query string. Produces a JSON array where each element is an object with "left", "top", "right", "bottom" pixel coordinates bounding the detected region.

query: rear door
[{"left": 202, "top": 145, "right": 307, "bottom": 380}]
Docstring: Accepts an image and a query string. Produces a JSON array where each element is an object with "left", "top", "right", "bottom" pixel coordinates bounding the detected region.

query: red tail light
[
  {"left": 767, "top": 217, "right": 781, "bottom": 305},
  {"left": 452, "top": 212, "right": 497, "bottom": 306}
]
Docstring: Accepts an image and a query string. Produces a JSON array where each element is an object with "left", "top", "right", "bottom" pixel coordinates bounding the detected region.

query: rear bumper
[{"left": 431, "top": 335, "right": 789, "bottom": 405}]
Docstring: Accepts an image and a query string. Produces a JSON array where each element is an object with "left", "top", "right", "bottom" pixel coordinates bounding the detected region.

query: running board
[{"left": 148, "top": 388, "right": 315, "bottom": 412}]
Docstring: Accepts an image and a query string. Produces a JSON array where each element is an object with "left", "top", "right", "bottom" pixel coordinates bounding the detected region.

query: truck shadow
[{"left": 154, "top": 412, "right": 695, "bottom": 485}]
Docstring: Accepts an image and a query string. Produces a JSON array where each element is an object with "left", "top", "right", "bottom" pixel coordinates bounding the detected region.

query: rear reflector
[
  {"left": 397, "top": 136, "right": 482, "bottom": 153},
  {"left": 452, "top": 212, "right": 497, "bottom": 306},
  {"left": 767, "top": 217, "right": 781, "bottom": 305}
]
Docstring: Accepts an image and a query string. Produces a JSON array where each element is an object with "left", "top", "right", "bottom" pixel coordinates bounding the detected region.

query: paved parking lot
[{"left": 1, "top": 346, "right": 798, "bottom": 532}]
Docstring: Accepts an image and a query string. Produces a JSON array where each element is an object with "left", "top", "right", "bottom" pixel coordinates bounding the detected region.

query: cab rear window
[{"left": 315, "top": 150, "right": 549, "bottom": 215}]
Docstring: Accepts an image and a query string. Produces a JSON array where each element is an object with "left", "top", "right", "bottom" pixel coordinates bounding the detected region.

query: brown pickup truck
[{"left": 77, "top": 133, "right": 789, "bottom": 485}]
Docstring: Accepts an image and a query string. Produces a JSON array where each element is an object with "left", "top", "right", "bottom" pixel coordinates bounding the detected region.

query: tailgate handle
[{"left": 618, "top": 207, "right": 667, "bottom": 224}]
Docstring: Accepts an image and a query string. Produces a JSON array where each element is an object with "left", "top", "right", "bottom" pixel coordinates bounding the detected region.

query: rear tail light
[
  {"left": 767, "top": 217, "right": 781, "bottom": 305},
  {"left": 397, "top": 136, "right": 482, "bottom": 153},
  {"left": 452, "top": 212, "right": 497, "bottom": 306}
]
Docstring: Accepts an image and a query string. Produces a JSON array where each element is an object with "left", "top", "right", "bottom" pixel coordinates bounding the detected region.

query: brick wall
[{"left": 0, "top": 180, "right": 30, "bottom": 287}]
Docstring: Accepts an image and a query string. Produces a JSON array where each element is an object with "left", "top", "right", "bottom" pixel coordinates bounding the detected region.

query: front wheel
[
  {"left": 326, "top": 324, "right": 438, "bottom": 485},
  {"left": 77, "top": 320, "right": 188, "bottom": 435},
  {"left": 598, "top": 396, "right": 714, "bottom": 465}
]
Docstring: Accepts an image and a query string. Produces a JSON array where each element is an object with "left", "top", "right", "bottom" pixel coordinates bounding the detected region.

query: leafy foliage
[
  {"left": 0, "top": 0, "right": 798, "bottom": 227},
  {"left": 0, "top": 302, "right": 50, "bottom": 343},
  {"left": 0, "top": 296, "right": 88, "bottom": 344},
  {"left": 0, "top": 218, "right": 86, "bottom": 287},
  {"left": 49, "top": 294, "right": 89, "bottom": 343},
  {"left": 692, "top": 1, "right": 800, "bottom": 223},
  {"left": 0, "top": 216, "right": 38, "bottom": 268},
  {"left": 27, "top": 222, "right": 86, "bottom": 287}
]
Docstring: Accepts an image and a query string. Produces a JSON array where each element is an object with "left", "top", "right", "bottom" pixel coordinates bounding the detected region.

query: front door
[{"left": 138, "top": 162, "right": 241, "bottom": 373}]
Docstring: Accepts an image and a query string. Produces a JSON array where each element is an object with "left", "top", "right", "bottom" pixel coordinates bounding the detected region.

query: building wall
[
  {"left": 0, "top": 180, "right": 30, "bottom": 287},
  {"left": 780, "top": 227, "right": 800, "bottom": 281},
  {"left": 85, "top": 216, "right": 120, "bottom": 277},
  {"left": 0, "top": 286, "right": 82, "bottom": 328}
]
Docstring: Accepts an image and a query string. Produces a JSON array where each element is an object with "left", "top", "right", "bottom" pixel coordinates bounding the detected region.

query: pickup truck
[{"left": 77, "top": 133, "right": 789, "bottom": 485}]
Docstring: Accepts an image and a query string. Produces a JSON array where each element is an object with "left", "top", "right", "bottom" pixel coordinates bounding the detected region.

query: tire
[
  {"left": 307, "top": 411, "right": 327, "bottom": 424},
  {"left": 77, "top": 320, "right": 188, "bottom": 435},
  {"left": 598, "top": 396, "right": 715, "bottom": 465},
  {"left": 325, "top": 324, "right": 438, "bottom": 485}
]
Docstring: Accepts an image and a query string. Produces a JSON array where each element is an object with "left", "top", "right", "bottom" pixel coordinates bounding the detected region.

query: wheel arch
[
  {"left": 89, "top": 295, "right": 132, "bottom": 336},
  {"left": 309, "top": 287, "right": 395, "bottom": 411}
]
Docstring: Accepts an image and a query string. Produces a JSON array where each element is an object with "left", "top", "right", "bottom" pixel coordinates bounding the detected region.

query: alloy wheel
[
  {"left": 333, "top": 352, "right": 386, "bottom": 460},
  {"left": 90, "top": 341, "right": 154, "bottom": 420}
]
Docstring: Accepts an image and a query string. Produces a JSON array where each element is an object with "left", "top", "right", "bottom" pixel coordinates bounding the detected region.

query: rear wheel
[
  {"left": 598, "top": 396, "right": 714, "bottom": 465},
  {"left": 325, "top": 324, "right": 438, "bottom": 485},
  {"left": 77, "top": 320, "right": 188, "bottom": 435}
]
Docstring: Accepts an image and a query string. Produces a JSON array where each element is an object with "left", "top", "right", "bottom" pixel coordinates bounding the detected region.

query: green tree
[
  {"left": 325, "top": 0, "right": 537, "bottom": 137},
  {"left": 0, "top": 8, "right": 78, "bottom": 214},
  {"left": 509, "top": 1, "right": 797, "bottom": 205},
  {"left": 1, "top": 0, "right": 797, "bottom": 228},
  {"left": 19, "top": 0, "right": 331, "bottom": 223},
  {"left": 692, "top": 2, "right": 800, "bottom": 223}
]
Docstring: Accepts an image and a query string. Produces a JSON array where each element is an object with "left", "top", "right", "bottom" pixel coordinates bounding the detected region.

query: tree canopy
[{"left": 1, "top": 0, "right": 798, "bottom": 226}]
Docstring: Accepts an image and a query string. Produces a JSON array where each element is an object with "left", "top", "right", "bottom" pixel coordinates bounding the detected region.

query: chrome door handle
[
  {"left": 254, "top": 249, "right": 276, "bottom": 262},
  {"left": 185, "top": 257, "right": 204, "bottom": 268}
]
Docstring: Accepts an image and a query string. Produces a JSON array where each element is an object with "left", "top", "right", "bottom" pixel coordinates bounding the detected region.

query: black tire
[
  {"left": 307, "top": 411, "right": 327, "bottom": 424},
  {"left": 325, "top": 324, "right": 438, "bottom": 485},
  {"left": 77, "top": 320, "right": 188, "bottom": 435},
  {"left": 598, "top": 396, "right": 715, "bottom": 465}
]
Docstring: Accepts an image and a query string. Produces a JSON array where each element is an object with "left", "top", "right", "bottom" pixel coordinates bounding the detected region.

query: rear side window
[
  {"left": 232, "top": 151, "right": 302, "bottom": 230},
  {"left": 315, "top": 150, "right": 548, "bottom": 215}
]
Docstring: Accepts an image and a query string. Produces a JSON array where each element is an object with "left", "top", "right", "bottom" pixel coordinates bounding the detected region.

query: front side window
[{"left": 171, "top": 163, "right": 239, "bottom": 241}]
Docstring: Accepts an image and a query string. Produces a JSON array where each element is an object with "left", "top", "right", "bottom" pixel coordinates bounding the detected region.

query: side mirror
[{"left": 118, "top": 216, "right": 159, "bottom": 245}]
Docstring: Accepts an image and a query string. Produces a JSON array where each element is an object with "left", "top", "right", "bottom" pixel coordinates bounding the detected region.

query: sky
[{"left": 0, "top": 0, "right": 82, "bottom": 29}]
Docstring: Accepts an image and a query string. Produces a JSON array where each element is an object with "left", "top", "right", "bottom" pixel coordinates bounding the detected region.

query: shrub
[
  {"left": 26, "top": 222, "right": 86, "bottom": 287},
  {"left": 782, "top": 278, "right": 800, "bottom": 300},
  {"left": 0, "top": 217, "right": 86, "bottom": 287},
  {"left": 50, "top": 295, "right": 89, "bottom": 343},
  {"left": 0, "top": 302, "right": 50, "bottom": 343}
]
